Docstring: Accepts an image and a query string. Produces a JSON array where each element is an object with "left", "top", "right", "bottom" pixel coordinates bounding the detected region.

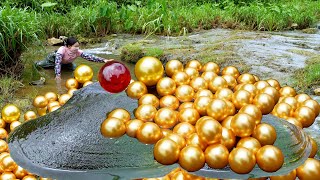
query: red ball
[{"left": 98, "top": 61, "right": 131, "bottom": 93}]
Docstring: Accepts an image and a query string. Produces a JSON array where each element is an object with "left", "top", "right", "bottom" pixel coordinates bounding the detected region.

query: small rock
[
  {"left": 47, "top": 37, "right": 63, "bottom": 46},
  {"left": 291, "top": 23, "right": 298, "bottom": 29},
  {"left": 302, "top": 28, "right": 318, "bottom": 34},
  {"left": 314, "top": 88, "right": 320, "bottom": 96}
]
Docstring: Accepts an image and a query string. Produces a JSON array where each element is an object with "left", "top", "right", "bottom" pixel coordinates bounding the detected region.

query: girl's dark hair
[{"left": 64, "top": 37, "right": 78, "bottom": 46}]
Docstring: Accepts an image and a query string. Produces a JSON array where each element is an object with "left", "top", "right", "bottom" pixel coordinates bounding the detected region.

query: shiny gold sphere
[
  {"left": 67, "top": 88, "right": 77, "bottom": 96},
  {"left": 190, "top": 77, "right": 208, "bottom": 92},
  {"left": 59, "top": 94, "right": 71, "bottom": 106},
  {"left": 136, "top": 122, "right": 162, "bottom": 144},
  {"left": 135, "top": 56, "right": 164, "bottom": 86},
  {"left": 0, "top": 140, "right": 8, "bottom": 153},
  {"left": 175, "top": 85, "right": 194, "bottom": 102},
  {"left": 156, "top": 77, "right": 176, "bottom": 96},
  {"left": 173, "top": 122, "right": 196, "bottom": 138},
  {"left": 83, "top": 81, "right": 93, "bottom": 87},
  {"left": 184, "top": 67, "right": 199, "bottom": 79},
  {"left": 154, "top": 108, "right": 178, "bottom": 128},
  {"left": 22, "top": 175, "right": 37, "bottom": 180},
  {"left": 295, "top": 93, "right": 311, "bottom": 104},
  {"left": 201, "top": 62, "right": 219, "bottom": 74},
  {"left": 0, "top": 128, "right": 8, "bottom": 140},
  {"left": 279, "top": 86, "right": 296, "bottom": 97},
  {"left": 170, "top": 171, "right": 184, "bottom": 180},
  {"left": 236, "top": 137, "right": 261, "bottom": 154},
  {"left": 100, "top": 117, "right": 126, "bottom": 138},
  {"left": 232, "top": 90, "right": 253, "bottom": 110},
  {"left": 0, "top": 172, "right": 16, "bottom": 180},
  {"left": 221, "top": 116, "right": 233, "bottom": 129},
  {"left": 294, "top": 106, "right": 316, "bottom": 128},
  {"left": 33, "top": 95, "right": 48, "bottom": 108},
  {"left": 44, "top": 92, "right": 58, "bottom": 102},
  {"left": 240, "top": 83, "right": 258, "bottom": 97},
  {"left": 179, "top": 145, "right": 205, "bottom": 172},
  {"left": 178, "top": 102, "right": 194, "bottom": 111},
  {"left": 205, "top": 144, "right": 229, "bottom": 169},
  {"left": 196, "top": 118, "right": 222, "bottom": 144},
  {"left": 195, "top": 89, "right": 214, "bottom": 99},
  {"left": 193, "top": 96, "right": 212, "bottom": 116},
  {"left": 36, "top": 107, "right": 47, "bottom": 116},
  {"left": 1, "top": 154, "right": 17, "bottom": 171},
  {"left": 296, "top": 158, "right": 320, "bottom": 180},
  {"left": 215, "top": 87, "right": 233, "bottom": 101},
  {"left": 159, "top": 95, "right": 180, "bottom": 110},
  {"left": 154, "top": 138, "right": 180, "bottom": 165},
  {"left": 252, "top": 123, "right": 277, "bottom": 146},
  {"left": 74, "top": 64, "right": 93, "bottom": 83},
  {"left": 261, "top": 86, "right": 280, "bottom": 103},
  {"left": 272, "top": 102, "right": 293, "bottom": 119},
  {"left": 48, "top": 106, "right": 60, "bottom": 113},
  {"left": 280, "top": 96, "right": 298, "bottom": 111},
  {"left": 228, "top": 147, "right": 256, "bottom": 174},
  {"left": 254, "top": 81, "right": 270, "bottom": 91},
  {"left": 222, "top": 75, "right": 238, "bottom": 90},
  {"left": 135, "top": 104, "right": 157, "bottom": 122},
  {"left": 256, "top": 145, "right": 284, "bottom": 172},
  {"left": 1, "top": 104, "right": 21, "bottom": 123},
  {"left": 267, "top": 79, "right": 281, "bottom": 91},
  {"left": 10, "top": 121, "right": 21, "bottom": 131},
  {"left": 206, "top": 99, "right": 228, "bottom": 121},
  {"left": 239, "top": 104, "right": 262, "bottom": 125},
  {"left": 47, "top": 101, "right": 60, "bottom": 110},
  {"left": 230, "top": 113, "right": 255, "bottom": 137},
  {"left": 162, "top": 129, "right": 173, "bottom": 137},
  {"left": 286, "top": 117, "right": 303, "bottom": 128},
  {"left": 139, "top": 94, "right": 160, "bottom": 108},
  {"left": 125, "top": 119, "right": 144, "bottom": 138},
  {"left": 301, "top": 99, "right": 320, "bottom": 116},
  {"left": 309, "top": 137, "right": 318, "bottom": 158},
  {"left": 237, "top": 73, "right": 256, "bottom": 84},
  {"left": 0, "top": 119, "right": 5, "bottom": 128},
  {"left": 126, "top": 81, "right": 148, "bottom": 99},
  {"left": 23, "top": 111, "right": 37, "bottom": 121},
  {"left": 222, "top": 66, "right": 240, "bottom": 79},
  {"left": 186, "top": 60, "right": 202, "bottom": 72},
  {"left": 65, "top": 78, "right": 79, "bottom": 89},
  {"left": 224, "top": 100, "right": 236, "bottom": 116},
  {"left": 270, "top": 169, "right": 296, "bottom": 180},
  {"left": 167, "top": 133, "right": 186, "bottom": 150},
  {"left": 165, "top": 60, "right": 184, "bottom": 77},
  {"left": 201, "top": 71, "right": 218, "bottom": 83},
  {"left": 178, "top": 108, "right": 200, "bottom": 125},
  {"left": 108, "top": 108, "right": 131, "bottom": 123},
  {"left": 181, "top": 169, "right": 207, "bottom": 180},
  {"left": 220, "top": 127, "right": 236, "bottom": 150},
  {"left": 253, "top": 93, "right": 275, "bottom": 114},
  {"left": 208, "top": 76, "right": 228, "bottom": 93},
  {"left": 172, "top": 71, "right": 190, "bottom": 86},
  {"left": 13, "top": 166, "right": 28, "bottom": 179},
  {"left": 186, "top": 133, "right": 207, "bottom": 151}
]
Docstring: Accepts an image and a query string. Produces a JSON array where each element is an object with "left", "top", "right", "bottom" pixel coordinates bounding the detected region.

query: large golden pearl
[
  {"left": 237, "top": 73, "right": 256, "bottom": 84},
  {"left": 194, "top": 96, "right": 212, "bottom": 116},
  {"left": 135, "top": 104, "right": 157, "bottom": 122},
  {"left": 0, "top": 172, "right": 16, "bottom": 180},
  {"left": 0, "top": 119, "right": 5, "bottom": 128},
  {"left": 0, "top": 140, "right": 8, "bottom": 152},
  {"left": 10, "top": 121, "right": 21, "bottom": 131},
  {"left": 228, "top": 147, "right": 256, "bottom": 174},
  {"left": 173, "top": 122, "right": 196, "bottom": 139},
  {"left": 160, "top": 95, "right": 180, "bottom": 110},
  {"left": 178, "top": 102, "right": 194, "bottom": 111},
  {"left": 179, "top": 145, "right": 205, "bottom": 172},
  {"left": 267, "top": 79, "right": 281, "bottom": 91},
  {"left": 232, "top": 90, "right": 253, "bottom": 110},
  {"left": 222, "top": 75, "right": 238, "bottom": 90},
  {"left": 190, "top": 77, "right": 208, "bottom": 92},
  {"left": 220, "top": 127, "right": 236, "bottom": 150},
  {"left": 256, "top": 145, "right": 284, "bottom": 172},
  {"left": 67, "top": 88, "right": 77, "bottom": 96},
  {"left": 279, "top": 86, "right": 296, "bottom": 97},
  {"left": 154, "top": 108, "right": 178, "bottom": 128},
  {"left": 272, "top": 102, "right": 293, "bottom": 119},
  {"left": 22, "top": 175, "right": 37, "bottom": 180},
  {"left": 286, "top": 117, "right": 303, "bottom": 128},
  {"left": 167, "top": 133, "right": 186, "bottom": 150},
  {"left": 253, "top": 93, "right": 275, "bottom": 114},
  {"left": 136, "top": 122, "right": 162, "bottom": 144},
  {"left": 125, "top": 119, "right": 144, "bottom": 138},
  {"left": 195, "top": 89, "right": 214, "bottom": 99},
  {"left": 100, "top": 117, "right": 126, "bottom": 138},
  {"left": 24, "top": 111, "right": 37, "bottom": 121},
  {"left": 74, "top": 64, "right": 93, "bottom": 83},
  {"left": 154, "top": 138, "right": 180, "bottom": 165},
  {"left": 270, "top": 169, "right": 296, "bottom": 180},
  {"left": 295, "top": 93, "right": 311, "bottom": 104},
  {"left": 59, "top": 94, "right": 71, "bottom": 105},
  {"left": 201, "top": 71, "right": 218, "bottom": 83},
  {"left": 135, "top": 56, "right": 164, "bottom": 86},
  {"left": 294, "top": 106, "right": 316, "bottom": 128},
  {"left": 208, "top": 76, "right": 228, "bottom": 93},
  {"left": 0, "top": 128, "right": 8, "bottom": 140},
  {"left": 280, "top": 96, "right": 298, "bottom": 111},
  {"left": 13, "top": 166, "right": 28, "bottom": 179},
  {"left": 156, "top": 77, "right": 176, "bottom": 96},
  {"left": 172, "top": 71, "right": 190, "bottom": 86},
  {"left": 239, "top": 104, "right": 262, "bottom": 125},
  {"left": 1, "top": 154, "right": 17, "bottom": 171},
  {"left": 1, "top": 104, "right": 20, "bottom": 123},
  {"left": 126, "top": 81, "right": 148, "bottom": 99},
  {"left": 309, "top": 137, "right": 318, "bottom": 158},
  {"left": 222, "top": 66, "right": 240, "bottom": 78},
  {"left": 186, "top": 133, "right": 207, "bottom": 151},
  {"left": 206, "top": 99, "right": 228, "bottom": 121},
  {"left": 240, "top": 83, "right": 258, "bottom": 97},
  {"left": 139, "top": 94, "right": 160, "bottom": 108},
  {"left": 261, "top": 86, "right": 280, "bottom": 103},
  {"left": 236, "top": 137, "right": 261, "bottom": 154},
  {"left": 225, "top": 100, "right": 236, "bottom": 116},
  {"left": 201, "top": 62, "right": 219, "bottom": 73},
  {"left": 296, "top": 158, "right": 320, "bottom": 180},
  {"left": 36, "top": 107, "right": 47, "bottom": 116},
  {"left": 215, "top": 87, "right": 233, "bottom": 101},
  {"left": 230, "top": 113, "right": 255, "bottom": 137},
  {"left": 184, "top": 67, "right": 199, "bottom": 79},
  {"left": 252, "top": 123, "right": 277, "bottom": 146},
  {"left": 83, "top": 81, "right": 93, "bottom": 87},
  {"left": 33, "top": 95, "right": 48, "bottom": 108},
  {"left": 175, "top": 85, "right": 194, "bottom": 102},
  {"left": 301, "top": 99, "right": 320, "bottom": 116},
  {"left": 205, "top": 144, "right": 229, "bottom": 169},
  {"left": 196, "top": 118, "right": 222, "bottom": 144},
  {"left": 47, "top": 101, "right": 60, "bottom": 110},
  {"left": 221, "top": 116, "right": 233, "bottom": 129},
  {"left": 65, "top": 78, "right": 79, "bottom": 89},
  {"left": 108, "top": 108, "right": 131, "bottom": 123},
  {"left": 186, "top": 60, "right": 202, "bottom": 72},
  {"left": 165, "top": 60, "right": 184, "bottom": 77},
  {"left": 44, "top": 92, "right": 58, "bottom": 102},
  {"left": 254, "top": 81, "right": 270, "bottom": 91}
]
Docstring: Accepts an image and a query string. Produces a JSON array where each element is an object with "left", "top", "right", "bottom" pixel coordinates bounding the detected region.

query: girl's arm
[
  {"left": 55, "top": 53, "right": 63, "bottom": 77},
  {"left": 80, "top": 52, "right": 106, "bottom": 63}
]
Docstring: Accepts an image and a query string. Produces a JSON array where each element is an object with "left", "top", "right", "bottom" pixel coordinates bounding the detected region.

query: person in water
[{"left": 35, "top": 37, "right": 113, "bottom": 81}]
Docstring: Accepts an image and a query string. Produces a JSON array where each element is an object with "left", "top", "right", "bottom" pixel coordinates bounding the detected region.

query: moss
[{"left": 120, "top": 44, "right": 167, "bottom": 63}]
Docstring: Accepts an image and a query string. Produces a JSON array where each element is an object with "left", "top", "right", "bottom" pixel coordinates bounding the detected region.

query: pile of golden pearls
[
  {"left": 100, "top": 57, "right": 320, "bottom": 180},
  {"left": 0, "top": 65, "right": 94, "bottom": 180}
]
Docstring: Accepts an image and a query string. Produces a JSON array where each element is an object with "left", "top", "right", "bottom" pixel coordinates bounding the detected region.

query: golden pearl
[
  {"left": 195, "top": 116, "right": 212, "bottom": 127},
  {"left": 48, "top": 105, "right": 60, "bottom": 113},
  {"left": 239, "top": 104, "right": 262, "bottom": 125},
  {"left": 0, "top": 119, "right": 5, "bottom": 128},
  {"left": 0, "top": 128, "right": 8, "bottom": 140},
  {"left": 74, "top": 64, "right": 93, "bottom": 83},
  {"left": 126, "top": 81, "right": 148, "bottom": 99},
  {"left": 253, "top": 93, "right": 275, "bottom": 114},
  {"left": 13, "top": 166, "right": 28, "bottom": 179},
  {"left": 232, "top": 90, "right": 253, "bottom": 110},
  {"left": 33, "top": 95, "right": 48, "bottom": 108},
  {"left": 100, "top": 117, "right": 126, "bottom": 138},
  {"left": 125, "top": 119, "right": 144, "bottom": 138},
  {"left": 184, "top": 67, "right": 199, "bottom": 80},
  {"left": 240, "top": 83, "right": 258, "bottom": 97},
  {"left": 44, "top": 92, "right": 58, "bottom": 102},
  {"left": 193, "top": 97, "right": 211, "bottom": 116},
  {"left": 156, "top": 77, "right": 176, "bottom": 96},
  {"left": 139, "top": 94, "right": 160, "bottom": 108},
  {"left": 256, "top": 145, "right": 284, "bottom": 172},
  {"left": 22, "top": 175, "right": 37, "bottom": 180},
  {"left": 190, "top": 77, "right": 208, "bottom": 92},
  {"left": 296, "top": 158, "right": 320, "bottom": 180},
  {"left": 154, "top": 138, "right": 180, "bottom": 165},
  {"left": 286, "top": 117, "right": 303, "bottom": 128},
  {"left": 10, "top": 121, "right": 21, "bottom": 131},
  {"left": 67, "top": 88, "right": 77, "bottom": 96},
  {"left": 47, "top": 101, "right": 60, "bottom": 111},
  {"left": 301, "top": 99, "right": 320, "bottom": 116},
  {"left": 186, "top": 60, "right": 202, "bottom": 72},
  {"left": 201, "top": 62, "right": 219, "bottom": 74},
  {"left": 36, "top": 107, "right": 47, "bottom": 116},
  {"left": 162, "top": 129, "right": 173, "bottom": 137},
  {"left": 108, "top": 108, "right": 131, "bottom": 123},
  {"left": 0, "top": 152, "right": 9, "bottom": 161},
  {"left": 59, "top": 94, "right": 71, "bottom": 106},
  {"left": 173, "top": 122, "right": 196, "bottom": 138},
  {"left": 0, "top": 172, "right": 16, "bottom": 180},
  {"left": 224, "top": 100, "right": 236, "bottom": 116},
  {"left": 220, "top": 127, "right": 236, "bottom": 150},
  {"left": 0, "top": 140, "right": 8, "bottom": 153},
  {"left": 186, "top": 133, "right": 207, "bottom": 151},
  {"left": 309, "top": 137, "right": 318, "bottom": 158},
  {"left": 206, "top": 99, "right": 228, "bottom": 121},
  {"left": 294, "top": 106, "right": 316, "bottom": 128},
  {"left": 270, "top": 169, "right": 296, "bottom": 180},
  {"left": 205, "top": 144, "right": 229, "bottom": 169},
  {"left": 234, "top": 83, "right": 245, "bottom": 91},
  {"left": 170, "top": 171, "right": 185, "bottom": 180},
  {"left": 279, "top": 86, "right": 296, "bottom": 97},
  {"left": 208, "top": 76, "right": 228, "bottom": 93},
  {"left": 221, "top": 66, "right": 240, "bottom": 79},
  {"left": 135, "top": 57, "right": 164, "bottom": 86},
  {"left": 1, "top": 104, "right": 20, "bottom": 123},
  {"left": 222, "top": 74, "right": 238, "bottom": 90},
  {"left": 221, "top": 116, "right": 233, "bottom": 129},
  {"left": 178, "top": 102, "right": 194, "bottom": 111},
  {"left": 1, "top": 154, "right": 17, "bottom": 171},
  {"left": 159, "top": 95, "right": 180, "bottom": 110},
  {"left": 254, "top": 81, "right": 270, "bottom": 91},
  {"left": 196, "top": 118, "right": 222, "bottom": 144},
  {"left": 261, "top": 86, "right": 280, "bottom": 103},
  {"left": 230, "top": 113, "right": 255, "bottom": 137},
  {"left": 83, "top": 81, "right": 93, "bottom": 87},
  {"left": 280, "top": 96, "right": 298, "bottom": 111},
  {"left": 135, "top": 104, "right": 157, "bottom": 122},
  {"left": 175, "top": 85, "right": 194, "bottom": 102},
  {"left": 23, "top": 110, "right": 37, "bottom": 121},
  {"left": 165, "top": 60, "right": 184, "bottom": 77},
  {"left": 228, "top": 147, "right": 256, "bottom": 174},
  {"left": 237, "top": 73, "right": 256, "bottom": 84},
  {"left": 195, "top": 89, "right": 214, "bottom": 99},
  {"left": 267, "top": 79, "right": 281, "bottom": 91},
  {"left": 65, "top": 78, "right": 79, "bottom": 89},
  {"left": 252, "top": 123, "right": 277, "bottom": 146},
  {"left": 272, "top": 102, "right": 293, "bottom": 119},
  {"left": 136, "top": 122, "right": 162, "bottom": 144},
  {"left": 236, "top": 137, "right": 261, "bottom": 154},
  {"left": 154, "top": 108, "right": 178, "bottom": 128},
  {"left": 172, "top": 71, "right": 190, "bottom": 86},
  {"left": 179, "top": 145, "right": 205, "bottom": 172},
  {"left": 201, "top": 71, "right": 218, "bottom": 83},
  {"left": 167, "top": 133, "right": 186, "bottom": 150},
  {"left": 215, "top": 87, "right": 233, "bottom": 101},
  {"left": 295, "top": 93, "right": 311, "bottom": 104},
  {"left": 181, "top": 169, "right": 206, "bottom": 180}
]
